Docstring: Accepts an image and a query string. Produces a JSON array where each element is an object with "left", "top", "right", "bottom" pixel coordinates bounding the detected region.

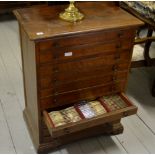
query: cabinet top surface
[{"left": 14, "top": 2, "right": 143, "bottom": 40}]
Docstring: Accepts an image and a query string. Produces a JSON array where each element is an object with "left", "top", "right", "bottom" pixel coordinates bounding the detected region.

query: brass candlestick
[{"left": 59, "top": 1, "right": 84, "bottom": 22}]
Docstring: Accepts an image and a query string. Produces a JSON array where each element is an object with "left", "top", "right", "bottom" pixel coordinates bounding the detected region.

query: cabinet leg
[
  {"left": 110, "top": 122, "right": 124, "bottom": 135},
  {"left": 144, "top": 29, "right": 153, "bottom": 66},
  {"left": 105, "top": 120, "right": 124, "bottom": 135}
]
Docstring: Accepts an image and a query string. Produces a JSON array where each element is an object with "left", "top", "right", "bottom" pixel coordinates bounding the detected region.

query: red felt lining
[
  {"left": 74, "top": 105, "right": 86, "bottom": 119},
  {"left": 98, "top": 98, "right": 111, "bottom": 112}
]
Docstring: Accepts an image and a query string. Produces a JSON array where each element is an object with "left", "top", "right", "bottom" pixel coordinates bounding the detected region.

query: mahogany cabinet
[{"left": 14, "top": 2, "right": 143, "bottom": 153}]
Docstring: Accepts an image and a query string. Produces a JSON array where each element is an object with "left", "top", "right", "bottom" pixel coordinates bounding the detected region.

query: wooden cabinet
[{"left": 14, "top": 2, "right": 143, "bottom": 153}]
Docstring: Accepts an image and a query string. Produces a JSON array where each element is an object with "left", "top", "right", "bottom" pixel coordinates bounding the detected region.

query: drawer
[
  {"left": 40, "top": 81, "right": 126, "bottom": 110},
  {"left": 40, "top": 71, "right": 128, "bottom": 96},
  {"left": 43, "top": 93, "right": 137, "bottom": 138},
  {"left": 39, "top": 39, "right": 132, "bottom": 64},
  {"left": 55, "top": 52, "right": 130, "bottom": 72},
  {"left": 38, "top": 28, "right": 134, "bottom": 52},
  {"left": 39, "top": 62, "right": 130, "bottom": 88},
  {"left": 39, "top": 52, "right": 130, "bottom": 80},
  {"left": 39, "top": 63, "right": 129, "bottom": 83},
  {"left": 39, "top": 64, "right": 128, "bottom": 89}
]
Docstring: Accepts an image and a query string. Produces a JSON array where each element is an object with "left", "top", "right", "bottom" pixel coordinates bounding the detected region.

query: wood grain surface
[{"left": 14, "top": 2, "right": 143, "bottom": 40}]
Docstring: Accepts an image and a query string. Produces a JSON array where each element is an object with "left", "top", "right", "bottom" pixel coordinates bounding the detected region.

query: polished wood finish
[
  {"left": 14, "top": 2, "right": 143, "bottom": 153},
  {"left": 14, "top": 2, "right": 142, "bottom": 41},
  {"left": 38, "top": 39, "right": 132, "bottom": 64},
  {"left": 40, "top": 81, "right": 126, "bottom": 110}
]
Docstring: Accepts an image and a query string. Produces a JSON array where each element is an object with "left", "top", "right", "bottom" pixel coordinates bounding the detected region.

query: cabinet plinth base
[
  {"left": 38, "top": 121, "right": 123, "bottom": 153},
  {"left": 24, "top": 109, "right": 123, "bottom": 153}
]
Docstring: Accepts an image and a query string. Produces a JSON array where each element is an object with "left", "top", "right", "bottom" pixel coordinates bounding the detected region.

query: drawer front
[
  {"left": 39, "top": 39, "right": 132, "bottom": 64},
  {"left": 45, "top": 52, "right": 130, "bottom": 73},
  {"left": 43, "top": 93, "right": 137, "bottom": 138},
  {"left": 39, "top": 52, "right": 130, "bottom": 81},
  {"left": 40, "top": 81, "right": 126, "bottom": 110},
  {"left": 39, "top": 63, "right": 129, "bottom": 86},
  {"left": 39, "top": 28, "right": 134, "bottom": 51},
  {"left": 40, "top": 71, "right": 128, "bottom": 97}
]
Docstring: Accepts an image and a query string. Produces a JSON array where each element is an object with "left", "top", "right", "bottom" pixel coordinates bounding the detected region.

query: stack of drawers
[
  {"left": 37, "top": 28, "right": 136, "bottom": 146},
  {"left": 38, "top": 28, "right": 134, "bottom": 110}
]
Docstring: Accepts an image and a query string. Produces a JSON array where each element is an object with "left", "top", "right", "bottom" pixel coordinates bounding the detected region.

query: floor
[{"left": 0, "top": 17, "right": 155, "bottom": 154}]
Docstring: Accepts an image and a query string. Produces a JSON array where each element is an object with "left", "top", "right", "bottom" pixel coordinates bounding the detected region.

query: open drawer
[{"left": 43, "top": 93, "right": 137, "bottom": 138}]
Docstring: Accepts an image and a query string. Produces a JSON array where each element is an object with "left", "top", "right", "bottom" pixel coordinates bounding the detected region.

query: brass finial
[{"left": 59, "top": 1, "right": 84, "bottom": 22}]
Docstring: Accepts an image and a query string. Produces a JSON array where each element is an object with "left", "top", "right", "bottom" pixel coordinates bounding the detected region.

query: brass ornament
[{"left": 59, "top": 1, "right": 84, "bottom": 22}]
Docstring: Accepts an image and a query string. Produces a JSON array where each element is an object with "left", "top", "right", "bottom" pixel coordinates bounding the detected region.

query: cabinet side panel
[{"left": 20, "top": 26, "right": 40, "bottom": 147}]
